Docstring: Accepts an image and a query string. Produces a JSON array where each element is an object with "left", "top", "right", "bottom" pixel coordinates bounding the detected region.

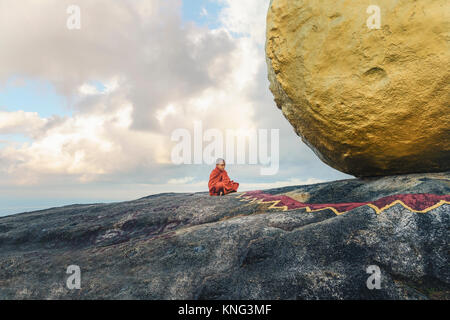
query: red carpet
[{"left": 237, "top": 191, "right": 450, "bottom": 215}]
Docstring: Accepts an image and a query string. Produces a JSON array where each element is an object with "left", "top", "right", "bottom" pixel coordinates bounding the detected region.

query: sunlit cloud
[{"left": 168, "top": 176, "right": 195, "bottom": 184}]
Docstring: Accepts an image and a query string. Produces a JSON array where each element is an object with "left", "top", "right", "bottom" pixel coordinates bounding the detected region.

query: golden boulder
[{"left": 266, "top": 0, "right": 450, "bottom": 177}]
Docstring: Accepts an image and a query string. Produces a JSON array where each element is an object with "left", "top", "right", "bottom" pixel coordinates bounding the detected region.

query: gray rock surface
[{"left": 0, "top": 171, "right": 449, "bottom": 300}]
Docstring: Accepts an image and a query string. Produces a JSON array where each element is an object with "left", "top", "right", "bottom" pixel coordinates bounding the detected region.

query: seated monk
[{"left": 208, "top": 158, "right": 239, "bottom": 196}]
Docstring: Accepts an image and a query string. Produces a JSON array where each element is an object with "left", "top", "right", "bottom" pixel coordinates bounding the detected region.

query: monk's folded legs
[
  {"left": 212, "top": 182, "right": 225, "bottom": 196},
  {"left": 212, "top": 181, "right": 239, "bottom": 196}
]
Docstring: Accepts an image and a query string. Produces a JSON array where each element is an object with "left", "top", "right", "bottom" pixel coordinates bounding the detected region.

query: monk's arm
[
  {"left": 222, "top": 170, "right": 231, "bottom": 183},
  {"left": 222, "top": 171, "right": 238, "bottom": 189},
  {"left": 208, "top": 170, "right": 220, "bottom": 190}
]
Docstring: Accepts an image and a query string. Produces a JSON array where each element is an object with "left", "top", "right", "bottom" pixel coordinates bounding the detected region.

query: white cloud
[
  {"left": 156, "top": 104, "right": 177, "bottom": 123},
  {"left": 78, "top": 83, "right": 101, "bottom": 95},
  {"left": 167, "top": 176, "right": 195, "bottom": 184},
  {"left": 0, "top": 106, "right": 171, "bottom": 184},
  {"left": 218, "top": 0, "right": 270, "bottom": 45},
  {"left": 0, "top": 110, "right": 48, "bottom": 135}
]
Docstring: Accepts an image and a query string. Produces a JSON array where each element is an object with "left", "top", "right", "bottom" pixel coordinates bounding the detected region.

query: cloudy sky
[{"left": 0, "top": 0, "right": 352, "bottom": 216}]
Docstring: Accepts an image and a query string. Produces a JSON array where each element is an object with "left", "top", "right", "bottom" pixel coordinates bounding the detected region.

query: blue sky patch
[
  {"left": 0, "top": 76, "right": 72, "bottom": 118},
  {"left": 89, "top": 80, "right": 107, "bottom": 93},
  {"left": 0, "top": 133, "right": 32, "bottom": 145},
  {"left": 181, "top": 0, "right": 224, "bottom": 29}
]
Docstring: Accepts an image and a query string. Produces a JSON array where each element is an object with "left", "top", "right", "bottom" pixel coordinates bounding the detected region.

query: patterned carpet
[{"left": 236, "top": 191, "right": 450, "bottom": 215}]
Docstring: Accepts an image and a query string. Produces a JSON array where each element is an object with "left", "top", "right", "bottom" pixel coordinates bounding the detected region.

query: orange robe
[{"left": 208, "top": 167, "right": 239, "bottom": 196}]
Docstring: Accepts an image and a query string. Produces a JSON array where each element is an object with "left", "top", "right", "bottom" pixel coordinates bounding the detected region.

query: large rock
[
  {"left": 266, "top": 0, "right": 450, "bottom": 177},
  {"left": 0, "top": 171, "right": 449, "bottom": 299}
]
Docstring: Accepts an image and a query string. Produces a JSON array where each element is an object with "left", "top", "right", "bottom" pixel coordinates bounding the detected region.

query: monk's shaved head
[{"left": 216, "top": 158, "right": 225, "bottom": 165}]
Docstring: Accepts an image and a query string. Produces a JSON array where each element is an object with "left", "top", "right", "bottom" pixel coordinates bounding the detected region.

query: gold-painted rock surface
[{"left": 266, "top": 0, "right": 450, "bottom": 177}]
